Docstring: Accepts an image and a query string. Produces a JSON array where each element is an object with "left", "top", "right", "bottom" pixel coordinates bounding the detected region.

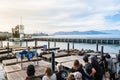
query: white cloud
[{"left": 0, "top": 0, "right": 120, "bottom": 33}]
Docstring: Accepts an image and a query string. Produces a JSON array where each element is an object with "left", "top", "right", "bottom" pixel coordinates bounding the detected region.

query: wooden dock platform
[
  {"left": 42, "top": 51, "right": 68, "bottom": 60},
  {"left": 55, "top": 55, "right": 85, "bottom": 69},
  {"left": 3, "top": 60, "right": 52, "bottom": 80},
  {"left": 2, "top": 57, "right": 42, "bottom": 66}
]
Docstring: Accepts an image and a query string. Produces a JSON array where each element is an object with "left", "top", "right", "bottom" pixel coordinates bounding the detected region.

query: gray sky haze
[{"left": 0, "top": 0, "right": 120, "bottom": 33}]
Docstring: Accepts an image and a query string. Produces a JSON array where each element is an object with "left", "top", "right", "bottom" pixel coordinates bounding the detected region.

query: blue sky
[{"left": 0, "top": 0, "right": 120, "bottom": 33}]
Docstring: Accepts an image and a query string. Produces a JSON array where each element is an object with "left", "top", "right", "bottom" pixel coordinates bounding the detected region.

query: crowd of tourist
[{"left": 25, "top": 50, "right": 120, "bottom": 80}]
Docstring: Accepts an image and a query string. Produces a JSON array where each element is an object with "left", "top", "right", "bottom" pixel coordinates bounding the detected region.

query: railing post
[{"left": 51, "top": 52, "right": 55, "bottom": 72}]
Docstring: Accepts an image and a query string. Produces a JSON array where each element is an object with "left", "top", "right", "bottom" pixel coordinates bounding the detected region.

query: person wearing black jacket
[
  {"left": 71, "top": 59, "right": 89, "bottom": 80},
  {"left": 89, "top": 55, "right": 102, "bottom": 80},
  {"left": 56, "top": 63, "right": 68, "bottom": 80}
]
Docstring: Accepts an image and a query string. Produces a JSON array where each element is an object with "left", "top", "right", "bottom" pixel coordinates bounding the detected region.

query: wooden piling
[
  {"left": 35, "top": 40, "right": 37, "bottom": 48},
  {"left": 48, "top": 41, "right": 50, "bottom": 49},
  {"left": 51, "top": 52, "right": 55, "bottom": 72},
  {"left": 96, "top": 41, "right": 98, "bottom": 52},
  {"left": 54, "top": 41, "right": 56, "bottom": 47},
  {"left": 67, "top": 43, "right": 70, "bottom": 55},
  {"left": 26, "top": 41, "right": 28, "bottom": 48},
  {"left": 20, "top": 40, "right": 22, "bottom": 47},
  {"left": 72, "top": 42, "right": 74, "bottom": 50},
  {"left": 101, "top": 46, "right": 104, "bottom": 57},
  {"left": 1, "top": 39, "right": 3, "bottom": 47},
  {"left": 7, "top": 42, "right": 9, "bottom": 55}
]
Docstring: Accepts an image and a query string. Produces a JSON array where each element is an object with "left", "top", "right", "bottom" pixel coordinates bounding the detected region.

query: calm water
[{"left": 1, "top": 34, "right": 120, "bottom": 53}]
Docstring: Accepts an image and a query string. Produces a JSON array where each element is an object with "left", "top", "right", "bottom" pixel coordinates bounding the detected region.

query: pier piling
[
  {"left": 96, "top": 41, "right": 98, "bottom": 52},
  {"left": 54, "top": 41, "right": 56, "bottom": 47},
  {"left": 101, "top": 46, "right": 104, "bottom": 57},
  {"left": 51, "top": 52, "right": 55, "bottom": 72},
  {"left": 67, "top": 43, "right": 70, "bottom": 55},
  {"left": 26, "top": 41, "right": 28, "bottom": 48},
  {"left": 35, "top": 40, "right": 37, "bottom": 48},
  {"left": 7, "top": 42, "right": 9, "bottom": 55},
  {"left": 72, "top": 42, "right": 74, "bottom": 49}
]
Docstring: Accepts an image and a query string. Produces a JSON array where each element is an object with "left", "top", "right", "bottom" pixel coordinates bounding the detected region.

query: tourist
[
  {"left": 25, "top": 64, "right": 41, "bottom": 80},
  {"left": 106, "top": 54, "right": 115, "bottom": 80},
  {"left": 56, "top": 63, "right": 68, "bottom": 80},
  {"left": 102, "top": 70, "right": 112, "bottom": 80},
  {"left": 117, "top": 50, "right": 120, "bottom": 62},
  {"left": 42, "top": 67, "right": 56, "bottom": 80},
  {"left": 89, "top": 55, "right": 102, "bottom": 80},
  {"left": 71, "top": 59, "right": 89, "bottom": 80},
  {"left": 99, "top": 56, "right": 108, "bottom": 77},
  {"left": 83, "top": 56, "right": 96, "bottom": 80},
  {"left": 73, "top": 72, "right": 82, "bottom": 80},
  {"left": 67, "top": 73, "right": 75, "bottom": 80}
]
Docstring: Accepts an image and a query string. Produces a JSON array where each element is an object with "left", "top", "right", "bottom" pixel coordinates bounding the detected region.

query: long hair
[
  {"left": 67, "top": 73, "right": 75, "bottom": 80},
  {"left": 44, "top": 67, "right": 53, "bottom": 77},
  {"left": 73, "top": 60, "right": 80, "bottom": 71}
]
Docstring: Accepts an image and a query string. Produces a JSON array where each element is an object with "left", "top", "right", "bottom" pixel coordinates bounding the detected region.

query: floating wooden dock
[
  {"left": 55, "top": 55, "right": 85, "bottom": 69},
  {"left": 3, "top": 60, "right": 52, "bottom": 80},
  {"left": 42, "top": 52, "right": 68, "bottom": 60}
]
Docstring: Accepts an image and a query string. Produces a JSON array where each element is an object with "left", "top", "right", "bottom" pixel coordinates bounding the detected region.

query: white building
[{"left": 19, "top": 25, "right": 24, "bottom": 39}]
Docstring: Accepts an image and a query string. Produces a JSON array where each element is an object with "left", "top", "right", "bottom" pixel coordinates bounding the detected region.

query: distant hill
[
  {"left": 53, "top": 30, "right": 107, "bottom": 35},
  {"left": 100, "top": 30, "right": 120, "bottom": 34},
  {"left": 32, "top": 32, "right": 48, "bottom": 36}
]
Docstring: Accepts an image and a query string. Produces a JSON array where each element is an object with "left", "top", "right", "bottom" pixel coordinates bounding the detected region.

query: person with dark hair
[
  {"left": 99, "top": 56, "right": 108, "bottom": 77},
  {"left": 117, "top": 50, "right": 120, "bottom": 62},
  {"left": 83, "top": 56, "right": 96, "bottom": 80},
  {"left": 106, "top": 54, "right": 115, "bottom": 80},
  {"left": 102, "top": 70, "right": 112, "bottom": 80},
  {"left": 25, "top": 64, "right": 41, "bottom": 80},
  {"left": 89, "top": 55, "right": 102, "bottom": 80},
  {"left": 71, "top": 59, "right": 89, "bottom": 80},
  {"left": 56, "top": 63, "right": 68, "bottom": 80}
]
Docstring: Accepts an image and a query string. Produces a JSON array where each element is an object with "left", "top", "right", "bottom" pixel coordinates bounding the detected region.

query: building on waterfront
[{"left": 12, "top": 25, "right": 24, "bottom": 39}]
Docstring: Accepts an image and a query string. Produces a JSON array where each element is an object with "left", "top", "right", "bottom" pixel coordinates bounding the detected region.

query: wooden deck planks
[
  {"left": 2, "top": 57, "right": 41, "bottom": 66},
  {"left": 61, "top": 59, "right": 85, "bottom": 69},
  {"left": 42, "top": 52, "right": 68, "bottom": 59},
  {"left": 55, "top": 55, "right": 83, "bottom": 63},
  {"left": 55, "top": 55, "right": 85, "bottom": 69},
  {"left": 4, "top": 60, "right": 52, "bottom": 80}
]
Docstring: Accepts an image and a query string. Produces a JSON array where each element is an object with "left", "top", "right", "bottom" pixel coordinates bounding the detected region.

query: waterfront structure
[
  {"left": 21, "top": 37, "right": 120, "bottom": 44},
  {"left": 12, "top": 25, "right": 24, "bottom": 38}
]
